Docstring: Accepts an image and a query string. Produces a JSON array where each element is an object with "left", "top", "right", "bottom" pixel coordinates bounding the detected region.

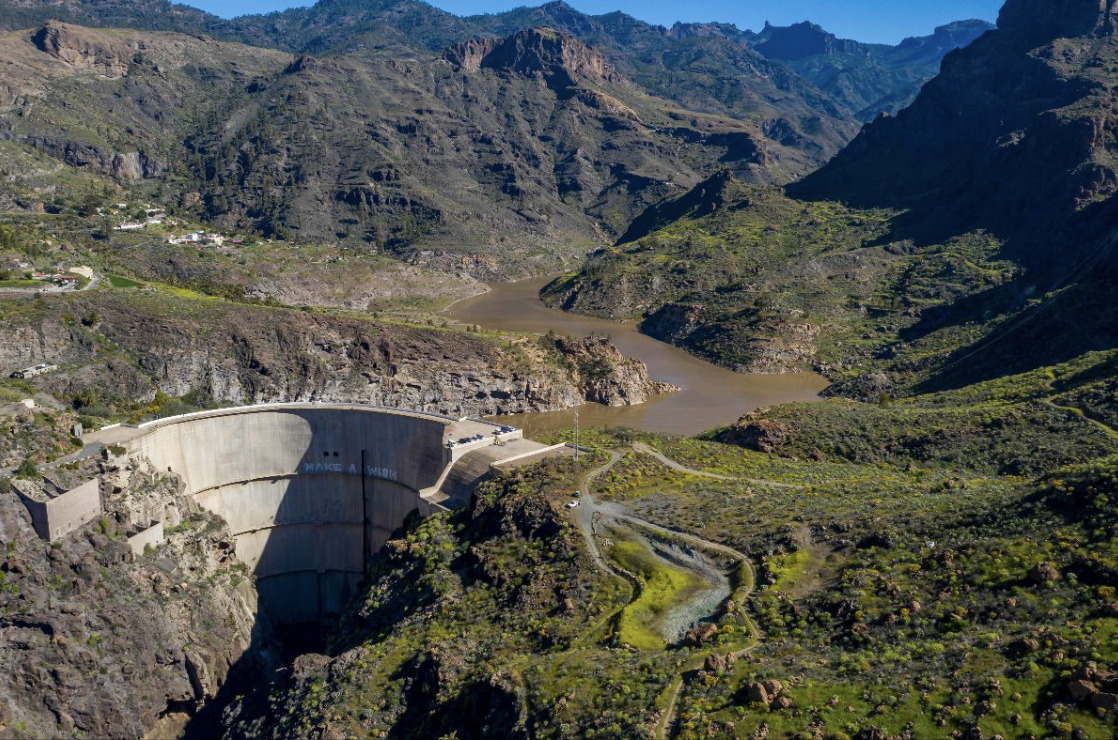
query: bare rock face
[
  {"left": 444, "top": 36, "right": 500, "bottom": 72},
  {"left": 0, "top": 295, "right": 672, "bottom": 417},
  {"left": 997, "top": 0, "right": 1118, "bottom": 46},
  {"left": 553, "top": 335, "right": 678, "bottom": 407},
  {"left": 446, "top": 27, "right": 616, "bottom": 87},
  {"left": 32, "top": 21, "right": 131, "bottom": 78},
  {"left": 738, "top": 322, "right": 820, "bottom": 374},
  {"left": 0, "top": 463, "right": 266, "bottom": 738}
]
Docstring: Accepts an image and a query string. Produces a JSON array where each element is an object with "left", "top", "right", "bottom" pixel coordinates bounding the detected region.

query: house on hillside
[{"left": 11, "top": 363, "right": 59, "bottom": 379}]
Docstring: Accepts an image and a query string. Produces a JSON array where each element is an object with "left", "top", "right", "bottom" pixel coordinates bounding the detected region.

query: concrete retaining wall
[
  {"left": 18, "top": 479, "right": 102, "bottom": 541},
  {"left": 127, "top": 522, "right": 165, "bottom": 556}
]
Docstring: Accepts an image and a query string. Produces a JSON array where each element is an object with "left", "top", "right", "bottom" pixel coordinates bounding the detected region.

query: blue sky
[{"left": 186, "top": 0, "right": 1004, "bottom": 44}]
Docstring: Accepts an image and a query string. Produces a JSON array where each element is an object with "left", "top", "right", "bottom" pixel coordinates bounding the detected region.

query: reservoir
[{"left": 449, "top": 277, "right": 830, "bottom": 436}]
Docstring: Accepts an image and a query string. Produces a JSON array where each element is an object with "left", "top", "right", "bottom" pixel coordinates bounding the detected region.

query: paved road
[
  {"left": 0, "top": 272, "right": 101, "bottom": 296},
  {"left": 53, "top": 441, "right": 105, "bottom": 465}
]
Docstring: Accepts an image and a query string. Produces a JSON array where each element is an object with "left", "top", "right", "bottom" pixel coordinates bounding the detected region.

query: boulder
[
  {"left": 762, "top": 679, "right": 784, "bottom": 697},
  {"left": 1092, "top": 692, "right": 1118, "bottom": 712},
  {"left": 704, "top": 653, "right": 732, "bottom": 673},
  {"left": 685, "top": 623, "right": 718, "bottom": 646},
  {"left": 1068, "top": 679, "right": 1098, "bottom": 701},
  {"left": 1028, "top": 561, "right": 1060, "bottom": 585}
]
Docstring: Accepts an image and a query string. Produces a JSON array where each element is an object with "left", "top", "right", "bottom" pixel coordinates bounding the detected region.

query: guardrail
[{"left": 132, "top": 402, "right": 506, "bottom": 430}]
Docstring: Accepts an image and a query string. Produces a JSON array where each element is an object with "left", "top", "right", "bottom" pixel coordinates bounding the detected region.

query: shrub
[{"left": 16, "top": 457, "right": 40, "bottom": 479}]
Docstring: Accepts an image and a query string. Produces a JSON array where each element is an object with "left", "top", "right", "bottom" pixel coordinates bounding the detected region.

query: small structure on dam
[{"left": 82, "top": 404, "right": 572, "bottom": 624}]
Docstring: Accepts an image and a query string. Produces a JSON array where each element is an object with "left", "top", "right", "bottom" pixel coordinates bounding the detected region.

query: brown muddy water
[{"left": 449, "top": 277, "right": 829, "bottom": 436}]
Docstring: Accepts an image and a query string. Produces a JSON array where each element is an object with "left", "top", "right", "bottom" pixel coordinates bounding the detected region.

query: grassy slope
[
  {"left": 544, "top": 168, "right": 1117, "bottom": 397},
  {"left": 224, "top": 459, "right": 681, "bottom": 738},
  {"left": 542, "top": 179, "right": 1022, "bottom": 383}
]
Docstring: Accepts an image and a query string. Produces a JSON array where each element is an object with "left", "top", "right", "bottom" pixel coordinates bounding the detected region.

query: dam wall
[
  {"left": 123, "top": 405, "right": 467, "bottom": 623},
  {"left": 94, "top": 403, "right": 553, "bottom": 625}
]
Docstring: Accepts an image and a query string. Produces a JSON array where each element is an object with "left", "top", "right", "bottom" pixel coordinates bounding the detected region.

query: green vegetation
[
  {"left": 105, "top": 274, "right": 142, "bottom": 289},
  {"left": 14, "top": 457, "right": 39, "bottom": 479},
  {"left": 0, "top": 5, "right": 1114, "bottom": 737},
  {"left": 608, "top": 529, "right": 708, "bottom": 650},
  {"left": 543, "top": 172, "right": 1111, "bottom": 402},
  {"left": 220, "top": 340, "right": 1118, "bottom": 737}
]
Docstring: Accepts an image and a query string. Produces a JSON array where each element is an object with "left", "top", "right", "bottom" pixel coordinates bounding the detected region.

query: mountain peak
[
  {"left": 753, "top": 21, "right": 862, "bottom": 61},
  {"left": 445, "top": 27, "right": 615, "bottom": 84}
]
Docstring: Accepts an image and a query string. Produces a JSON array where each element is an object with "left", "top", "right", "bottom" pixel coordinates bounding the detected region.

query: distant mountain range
[{"left": 0, "top": 0, "right": 992, "bottom": 269}]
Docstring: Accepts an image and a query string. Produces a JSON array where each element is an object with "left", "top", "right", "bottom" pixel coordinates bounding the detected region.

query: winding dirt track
[
  {"left": 633, "top": 442, "right": 804, "bottom": 489},
  {"left": 572, "top": 445, "right": 764, "bottom": 739}
]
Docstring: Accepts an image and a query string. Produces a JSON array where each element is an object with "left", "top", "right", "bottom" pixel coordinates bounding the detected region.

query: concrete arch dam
[{"left": 102, "top": 404, "right": 568, "bottom": 624}]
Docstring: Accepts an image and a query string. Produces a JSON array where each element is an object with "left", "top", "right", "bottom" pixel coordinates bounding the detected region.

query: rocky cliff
[
  {"left": 184, "top": 25, "right": 792, "bottom": 270},
  {"left": 31, "top": 21, "right": 132, "bottom": 78},
  {"left": 550, "top": 334, "right": 677, "bottom": 405},
  {"left": 793, "top": 0, "right": 1118, "bottom": 276},
  {"left": 0, "top": 456, "right": 268, "bottom": 738},
  {"left": 0, "top": 292, "right": 672, "bottom": 422},
  {"left": 446, "top": 26, "right": 616, "bottom": 85},
  {"left": 748, "top": 19, "right": 994, "bottom": 120}
]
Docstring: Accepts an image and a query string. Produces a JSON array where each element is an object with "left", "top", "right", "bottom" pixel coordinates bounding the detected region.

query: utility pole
[
  {"left": 574, "top": 406, "right": 579, "bottom": 463},
  {"left": 360, "top": 449, "right": 368, "bottom": 563}
]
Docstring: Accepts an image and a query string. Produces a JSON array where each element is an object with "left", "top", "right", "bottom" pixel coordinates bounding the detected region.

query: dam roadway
[{"left": 84, "top": 403, "right": 571, "bottom": 624}]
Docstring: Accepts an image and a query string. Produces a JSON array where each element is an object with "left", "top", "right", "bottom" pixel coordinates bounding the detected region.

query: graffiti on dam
[{"left": 300, "top": 462, "right": 399, "bottom": 481}]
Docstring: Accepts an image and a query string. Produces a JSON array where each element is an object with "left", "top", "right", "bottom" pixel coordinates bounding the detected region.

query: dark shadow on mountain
[
  {"left": 387, "top": 652, "right": 522, "bottom": 739},
  {"left": 914, "top": 264, "right": 1118, "bottom": 394},
  {"left": 181, "top": 614, "right": 285, "bottom": 739}
]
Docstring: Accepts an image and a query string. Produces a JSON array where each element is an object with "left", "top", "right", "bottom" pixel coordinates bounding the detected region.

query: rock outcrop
[
  {"left": 1065, "top": 662, "right": 1118, "bottom": 713},
  {"left": 793, "top": 0, "right": 1118, "bottom": 278},
  {"left": 719, "top": 414, "right": 794, "bottom": 453},
  {"left": 0, "top": 459, "right": 268, "bottom": 738},
  {"left": 446, "top": 27, "right": 616, "bottom": 86},
  {"left": 553, "top": 335, "right": 677, "bottom": 406},
  {"left": 31, "top": 21, "right": 132, "bottom": 78},
  {"left": 745, "top": 679, "right": 793, "bottom": 710}
]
